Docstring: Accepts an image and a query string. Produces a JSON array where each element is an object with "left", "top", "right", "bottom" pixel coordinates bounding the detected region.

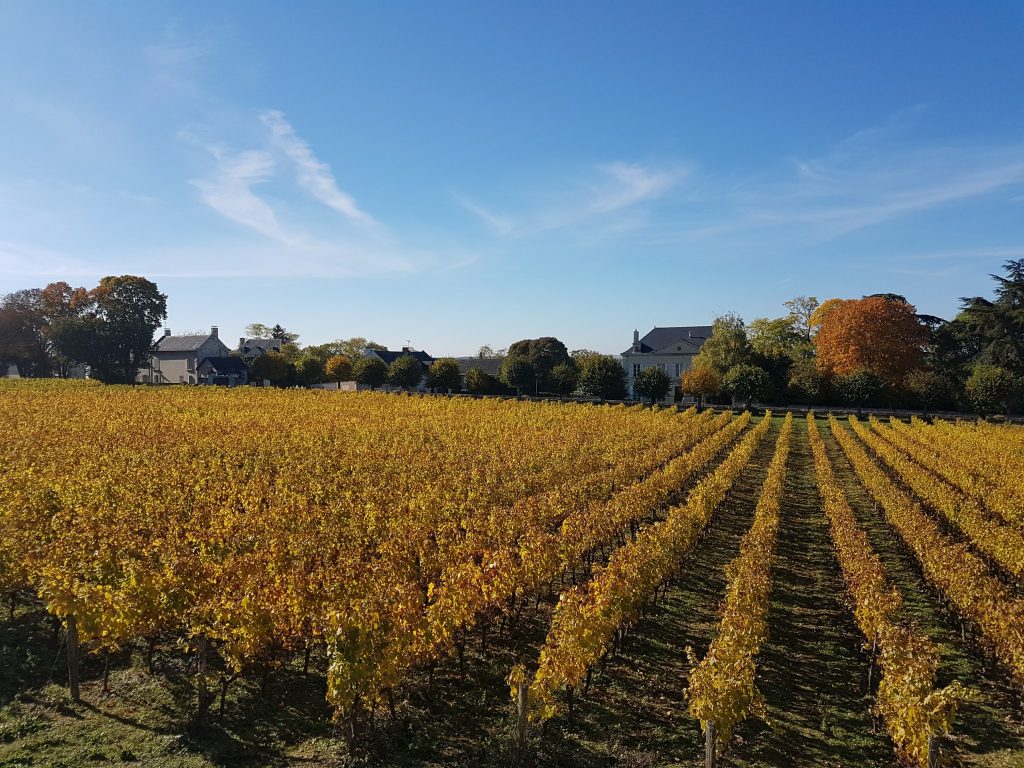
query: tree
[
  {"left": 330, "top": 337, "right": 385, "bottom": 363},
  {"left": 960, "top": 259, "right": 1024, "bottom": 374},
  {"left": 904, "top": 370, "right": 957, "bottom": 415},
  {"left": 814, "top": 296, "right": 929, "bottom": 386},
  {"left": 836, "top": 369, "right": 885, "bottom": 414},
  {"left": 787, "top": 358, "right": 829, "bottom": 405},
  {"left": 73, "top": 276, "right": 168, "bottom": 384},
  {"left": 783, "top": 296, "right": 820, "bottom": 340},
  {"left": 251, "top": 351, "right": 291, "bottom": 386},
  {"left": 965, "top": 365, "right": 1019, "bottom": 417},
  {"left": 426, "top": 357, "right": 462, "bottom": 392},
  {"left": 0, "top": 289, "right": 50, "bottom": 377},
  {"left": 387, "top": 355, "right": 424, "bottom": 390},
  {"left": 464, "top": 366, "right": 496, "bottom": 395},
  {"left": 723, "top": 364, "right": 770, "bottom": 408},
  {"left": 691, "top": 313, "right": 752, "bottom": 375},
  {"left": 570, "top": 349, "right": 602, "bottom": 366},
  {"left": 507, "top": 337, "right": 570, "bottom": 393},
  {"left": 635, "top": 367, "right": 671, "bottom": 404},
  {"left": 577, "top": 355, "right": 627, "bottom": 400},
  {"left": 279, "top": 342, "right": 304, "bottom": 364},
  {"left": 549, "top": 362, "right": 579, "bottom": 395},
  {"left": 324, "top": 355, "right": 353, "bottom": 385},
  {"left": 748, "top": 316, "right": 808, "bottom": 361},
  {"left": 245, "top": 323, "right": 300, "bottom": 344},
  {"left": 296, "top": 355, "right": 325, "bottom": 386},
  {"left": 499, "top": 355, "right": 535, "bottom": 395},
  {"left": 477, "top": 344, "right": 506, "bottom": 359},
  {"left": 353, "top": 356, "right": 388, "bottom": 390},
  {"left": 680, "top": 366, "right": 719, "bottom": 407},
  {"left": 39, "top": 281, "right": 90, "bottom": 376},
  {"left": 925, "top": 313, "right": 981, "bottom": 382},
  {"left": 808, "top": 298, "right": 845, "bottom": 336}
]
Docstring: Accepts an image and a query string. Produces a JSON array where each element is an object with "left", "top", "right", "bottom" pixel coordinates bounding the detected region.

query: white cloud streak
[
  {"left": 587, "top": 162, "right": 679, "bottom": 214},
  {"left": 261, "top": 110, "right": 379, "bottom": 229},
  {"left": 451, "top": 192, "right": 514, "bottom": 235},
  {"left": 456, "top": 161, "right": 684, "bottom": 237},
  {"left": 637, "top": 138, "right": 1024, "bottom": 254},
  {"left": 191, "top": 148, "right": 301, "bottom": 245}
]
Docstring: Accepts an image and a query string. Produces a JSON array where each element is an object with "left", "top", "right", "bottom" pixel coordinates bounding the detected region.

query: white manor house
[{"left": 622, "top": 325, "right": 713, "bottom": 401}]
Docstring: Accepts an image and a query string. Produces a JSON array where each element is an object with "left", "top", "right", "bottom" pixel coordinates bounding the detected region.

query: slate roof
[
  {"left": 369, "top": 349, "right": 435, "bottom": 365},
  {"left": 198, "top": 357, "right": 248, "bottom": 375},
  {"left": 455, "top": 357, "right": 504, "bottom": 377},
  {"left": 239, "top": 338, "right": 284, "bottom": 357},
  {"left": 155, "top": 334, "right": 213, "bottom": 353},
  {"left": 622, "top": 326, "right": 713, "bottom": 356}
]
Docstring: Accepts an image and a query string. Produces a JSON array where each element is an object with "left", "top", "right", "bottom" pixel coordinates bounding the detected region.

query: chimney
[
  {"left": 164, "top": 328, "right": 171, "bottom": 337},
  {"left": 401, "top": 345, "right": 411, "bottom": 353},
  {"left": 239, "top": 337, "right": 245, "bottom": 350},
  {"left": 633, "top": 329, "right": 640, "bottom": 352},
  {"left": 210, "top": 326, "right": 218, "bottom": 338}
]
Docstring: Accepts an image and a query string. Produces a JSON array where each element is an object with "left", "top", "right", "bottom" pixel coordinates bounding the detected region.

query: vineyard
[{"left": 1, "top": 380, "right": 1023, "bottom": 767}]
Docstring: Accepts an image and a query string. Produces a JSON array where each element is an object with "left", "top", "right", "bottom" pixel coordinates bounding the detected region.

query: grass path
[
  {"left": 822, "top": 423, "right": 1024, "bottom": 768},
  {"left": 727, "top": 419, "right": 893, "bottom": 767}
]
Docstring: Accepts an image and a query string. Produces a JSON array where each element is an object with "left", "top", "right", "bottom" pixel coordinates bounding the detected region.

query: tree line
[
  {"left": 678, "top": 259, "right": 1024, "bottom": 415},
  {"left": 0, "top": 277, "right": 166, "bottom": 383},
  {"left": 2, "top": 259, "right": 1022, "bottom": 413}
]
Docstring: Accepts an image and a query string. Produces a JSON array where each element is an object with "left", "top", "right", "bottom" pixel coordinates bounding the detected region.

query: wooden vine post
[
  {"left": 66, "top": 614, "right": 81, "bottom": 702},
  {"left": 513, "top": 679, "right": 529, "bottom": 766},
  {"left": 195, "top": 634, "right": 211, "bottom": 725},
  {"left": 927, "top": 734, "right": 938, "bottom": 768},
  {"left": 704, "top": 721, "right": 717, "bottom": 768}
]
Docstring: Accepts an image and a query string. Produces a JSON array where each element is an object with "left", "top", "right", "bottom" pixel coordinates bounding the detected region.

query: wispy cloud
[
  {"left": 191, "top": 147, "right": 300, "bottom": 245},
  {"left": 261, "top": 110, "right": 379, "bottom": 230},
  {"left": 144, "top": 30, "right": 213, "bottom": 98},
  {"left": 0, "top": 240, "right": 96, "bottom": 277},
  {"left": 898, "top": 245, "right": 1024, "bottom": 262},
  {"left": 456, "top": 160, "right": 684, "bottom": 238},
  {"left": 638, "top": 134, "right": 1024, "bottom": 253},
  {"left": 175, "top": 111, "right": 465, "bottom": 277},
  {"left": 451, "top": 192, "right": 514, "bottom": 235},
  {"left": 587, "top": 162, "right": 679, "bottom": 214}
]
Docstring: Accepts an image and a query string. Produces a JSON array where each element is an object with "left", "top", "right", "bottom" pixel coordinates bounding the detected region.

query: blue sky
[{"left": 2, "top": 1, "right": 1023, "bottom": 355}]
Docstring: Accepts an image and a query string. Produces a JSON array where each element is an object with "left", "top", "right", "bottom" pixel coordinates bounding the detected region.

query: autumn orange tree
[
  {"left": 680, "top": 366, "right": 720, "bottom": 407},
  {"left": 814, "top": 296, "right": 929, "bottom": 385}
]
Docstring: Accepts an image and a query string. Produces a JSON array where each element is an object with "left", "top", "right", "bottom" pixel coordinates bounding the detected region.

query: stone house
[
  {"left": 362, "top": 346, "right": 435, "bottom": 391},
  {"left": 138, "top": 326, "right": 234, "bottom": 385},
  {"left": 197, "top": 356, "right": 249, "bottom": 387},
  {"left": 621, "top": 326, "right": 713, "bottom": 401},
  {"left": 238, "top": 337, "right": 285, "bottom": 360}
]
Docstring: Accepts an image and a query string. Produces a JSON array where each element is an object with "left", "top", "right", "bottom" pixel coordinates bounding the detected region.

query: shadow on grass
[
  {"left": 0, "top": 602, "right": 70, "bottom": 709},
  {"left": 729, "top": 424, "right": 893, "bottom": 768}
]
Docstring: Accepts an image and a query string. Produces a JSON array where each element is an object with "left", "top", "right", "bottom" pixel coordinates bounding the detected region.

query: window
[
  {"left": 674, "top": 363, "right": 680, "bottom": 377},
  {"left": 632, "top": 364, "right": 640, "bottom": 377}
]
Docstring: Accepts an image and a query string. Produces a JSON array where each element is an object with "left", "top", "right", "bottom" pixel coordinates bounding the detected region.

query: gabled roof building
[
  {"left": 197, "top": 356, "right": 248, "bottom": 387},
  {"left": 365, "top": 347, "right": 436, "bottom": 366},
  {"left": 138, "top": 326, "right": 243, "bottom": 386},
  {"left": 238, "top": 337, "right": 285, "bottom": 360},
  {"left": 361, "top": 346, "right": 435, "bottom": 391},
  {"left": 621, "top": 325, "right": 713, "bottom": 401}
]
